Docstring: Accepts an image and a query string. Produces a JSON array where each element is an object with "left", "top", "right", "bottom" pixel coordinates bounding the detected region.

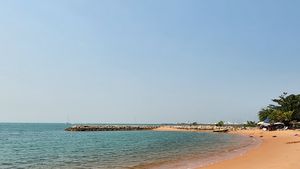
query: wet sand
[
  {"left": 154, "top": 127, "right": 300, "bottom": 169},
  {"left": 201, "top": 129, "right": 300, "bottom": 169}
]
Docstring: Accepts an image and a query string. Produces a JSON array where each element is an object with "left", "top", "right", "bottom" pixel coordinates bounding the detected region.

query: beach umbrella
[{"left": 264, "top": 117, "right": 270, "bottom": 123}]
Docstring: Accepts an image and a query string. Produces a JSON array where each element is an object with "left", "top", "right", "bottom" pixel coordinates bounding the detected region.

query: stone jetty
[
  {"left": 65, "top": 124, "right": 250, "bottom": 132},
  {"left": 65, "top": 125, "right": 159, "bottom": 131}
]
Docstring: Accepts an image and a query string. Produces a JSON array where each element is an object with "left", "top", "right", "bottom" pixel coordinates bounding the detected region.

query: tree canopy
[
  {"left": 258, "top": 93, "right": 300, "bottom": 124},
  {"left": 216, "top": 121, "right": 224, "bottom": 127}
]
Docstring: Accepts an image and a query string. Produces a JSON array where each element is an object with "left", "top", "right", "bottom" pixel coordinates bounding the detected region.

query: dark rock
[{"left": 65, "top": 125, "right": 159, "bottom": 132}]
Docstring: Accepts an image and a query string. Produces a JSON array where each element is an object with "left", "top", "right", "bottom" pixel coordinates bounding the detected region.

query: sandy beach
[
  {"left": 154, "top": 127, "right": 300, "bottom": 169},
  {"left": 202, "top": 129, "right": 300, "bottom": 169}
]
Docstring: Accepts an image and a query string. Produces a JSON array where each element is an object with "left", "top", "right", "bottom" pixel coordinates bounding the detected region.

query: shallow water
[{"left": 0, "top": 123, "right": 254, "bottom": 169}]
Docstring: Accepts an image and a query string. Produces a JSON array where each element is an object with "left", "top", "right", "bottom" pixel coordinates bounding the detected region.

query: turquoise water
[{"left": 0, "top": 123, "right": 254, "bottom": 169}]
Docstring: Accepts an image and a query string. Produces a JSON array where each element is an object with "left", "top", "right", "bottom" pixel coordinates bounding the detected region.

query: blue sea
[{"left": 0, "top": 123, "right": 256, "bottom": 169}]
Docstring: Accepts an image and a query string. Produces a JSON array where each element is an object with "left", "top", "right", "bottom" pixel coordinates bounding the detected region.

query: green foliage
[
  {"left": 268, "top": 110, "right": 293, "bottom": 123},
  {"left": 191, "top": 122, "right": 198, "bottom": 125},
  {"left": 246, "top": 121, "right": 257, "bottom": 127},
  {"left": 216, "top": 121, "right": 224, "bottom": 127},
  {"left": 258, "top": 92, "right": 300, "bottom": 123},
  {"left": 258, "top": 108, "right": 273, "bottom": 121},
  {"left": 271, "top": 93, "right": 300, "bottom": 121}
]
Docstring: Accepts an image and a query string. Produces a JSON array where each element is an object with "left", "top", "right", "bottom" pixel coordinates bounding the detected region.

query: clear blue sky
[{"left": 1, "top": 0, "right": 300, "bottom": 123}]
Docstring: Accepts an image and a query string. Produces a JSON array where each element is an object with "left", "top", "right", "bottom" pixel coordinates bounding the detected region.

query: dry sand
[
  {"left": 154, "top": 126, "right": 300, "bottom": 169},
  {"left": 201, "top": 129, "right": 300, "bottom": 169}
]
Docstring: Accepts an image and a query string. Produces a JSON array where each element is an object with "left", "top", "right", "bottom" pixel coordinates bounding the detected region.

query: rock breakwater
[{"left": 65, "top": 125, "right": 159, "bottom": 131}]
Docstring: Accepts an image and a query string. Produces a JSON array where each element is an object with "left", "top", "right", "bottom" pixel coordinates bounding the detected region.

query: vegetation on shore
[
  {"left": 245, "top": 121, "right": 257, "bottom": 127},
  {"left": 216, "top": 121, "right": 224, "bottom": 127},
  {"left": 258, "top": 93, "right": 300, "bottom": 125}
]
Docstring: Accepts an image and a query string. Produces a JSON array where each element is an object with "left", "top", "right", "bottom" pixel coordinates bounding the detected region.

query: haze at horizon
[{"left": 1, "top": 0, "right": 300, "bottom": 123}]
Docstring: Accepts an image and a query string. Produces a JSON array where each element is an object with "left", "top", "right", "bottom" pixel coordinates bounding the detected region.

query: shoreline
[
  {"left": 200, "top": 129, "right": 300, "bottom": 169},
  {"left": 131, "top": 127, "right": 258, "bottom": 169},
  {"left": 152, "top": 126, "right": 260, "bottom": 169},
  {"left": 153, "top": 126, "right": 300, "bottom": 169}
]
